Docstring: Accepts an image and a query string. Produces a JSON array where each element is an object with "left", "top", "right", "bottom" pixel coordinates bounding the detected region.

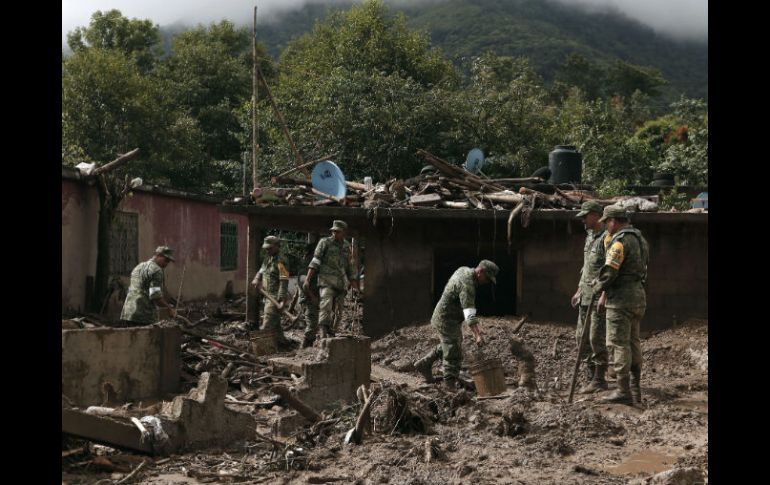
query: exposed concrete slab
[
  {"left": 62, "top": 325, "right": 181, "bottom": 406},
  {"left": 160, "top": 372, "right": 256, "bottom": 451},
  {"left": 269, "top": 336, "right": 371, "bottom": 413},
  {"left": 63, "top": 373, "right": 256, "bottom": 455}
]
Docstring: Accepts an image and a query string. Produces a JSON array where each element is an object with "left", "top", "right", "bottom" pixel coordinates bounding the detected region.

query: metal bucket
[
  {"left": 250, "top": 329, "right": 277, "bottom": 356},
  {"left": 470, "top": 358, "right": 506, "bottom": 397}
]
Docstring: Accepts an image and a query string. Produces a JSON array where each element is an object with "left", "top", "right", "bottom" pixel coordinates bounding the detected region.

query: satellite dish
[
  {"left": 464, "top": 148, "right": 485, "bottom": 173},
  {"left": 692, "top": 192, "right": 708, "bottom": 210},
  {"left": 311, "top": 160, "right": 347, "bottom": 199}
]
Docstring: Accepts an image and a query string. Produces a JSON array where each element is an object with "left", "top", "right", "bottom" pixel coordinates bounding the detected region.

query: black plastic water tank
[
  {"left": 548, "top": 145, "right": 582, "bottom": 184},
  {"left": 650, "top": 171, "right": 675, "bottom": 186}
]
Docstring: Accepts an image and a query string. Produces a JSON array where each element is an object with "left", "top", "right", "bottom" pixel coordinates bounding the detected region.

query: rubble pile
[
  {"left": 237, "top": 150, "right": 665, "bottom": 213},
  {"left": 63, "top": 311, "right": 708, "bottom": 485}
]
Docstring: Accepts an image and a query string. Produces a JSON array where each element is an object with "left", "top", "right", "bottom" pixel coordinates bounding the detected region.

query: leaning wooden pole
[
  {"left": 252, "top": 5, "right": 259, "bottom": 189},
  {"left": 257, "top": 66, "right": 309, "bottom": 178}
]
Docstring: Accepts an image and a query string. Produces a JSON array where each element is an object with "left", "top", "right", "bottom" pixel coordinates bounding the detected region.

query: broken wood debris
[{"left": 231, "top": 148, "right": 662, "bottom": 213}]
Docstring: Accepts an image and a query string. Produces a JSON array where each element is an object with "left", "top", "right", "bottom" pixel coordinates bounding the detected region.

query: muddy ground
[{"left": 63, "top": 301, "right": 707, "bottom": 485}]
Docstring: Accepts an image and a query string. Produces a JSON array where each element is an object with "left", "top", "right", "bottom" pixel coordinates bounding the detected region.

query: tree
[
  {"left": 554, "top": 53, "right": 605, "bottom": 100},
  {"left": 652, "top": 97, "right": 708, "bottom": 185},
  {"left": 553, "top": 88, "right": 656, "bottom": 187},
  {"left": 62, "top": 48, "right": 160, "bottom": 165},
  {"left": 67, "top": 9, "right": 161, "bottom": 72},
  {"left": 155, "top": 21, "right": 253, "bottom": 166},
  {"left": 255, "top": 0, "right": 459, "bottom": 181},
  {"left": 606, "top": 60, "right": 667, "bottom": 99}
]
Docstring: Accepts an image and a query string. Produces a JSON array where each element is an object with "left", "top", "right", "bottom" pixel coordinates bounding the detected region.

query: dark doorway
[{"left": 433, "top": 246, "right": 517, "bottom": 317}]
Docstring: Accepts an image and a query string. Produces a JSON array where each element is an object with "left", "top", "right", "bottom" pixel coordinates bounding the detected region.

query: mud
[{"left": 63, "top": 313, "right": 707, "bottom": 485}]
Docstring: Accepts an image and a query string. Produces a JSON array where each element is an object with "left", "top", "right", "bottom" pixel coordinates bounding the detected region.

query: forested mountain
[{"left": 247, "top": 0, "right": 707, "bottom": 101}]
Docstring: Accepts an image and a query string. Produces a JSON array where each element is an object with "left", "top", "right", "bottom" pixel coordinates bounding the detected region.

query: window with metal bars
[{"left": 220, "top": 222, "right": 238, "bottom": 271}]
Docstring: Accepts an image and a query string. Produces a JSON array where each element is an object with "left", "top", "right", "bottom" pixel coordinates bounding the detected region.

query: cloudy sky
[{"left": 62, "top": 0, "right": 708, "bottom": 43}]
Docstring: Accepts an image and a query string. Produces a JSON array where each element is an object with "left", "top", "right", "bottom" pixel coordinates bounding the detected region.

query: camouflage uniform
[
  {"left": 257, "top": 250, "right": 290, "bottom": 340},
  {"left": 120, "top": 259, "right": 165, "bottom": 325},
  {"left": 577, "top": 227, "right": 609, "bottom": 367},
  {"left": 299, "top": 250, "right": 320, "bottom": 343},
  {"left": 308, "top": 233, "right": 355, "bottom": 334},
  {"left": 422, "top": 267, "right": 480, "bottom": 379},
  {"left": 593, "top": 220, "right": 649, "bottom": 379}
]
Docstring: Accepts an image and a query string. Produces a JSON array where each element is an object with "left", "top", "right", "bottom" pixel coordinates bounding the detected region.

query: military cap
[
  {"left": 262, "top": 235, "right": 281, "bottom": 249},
  {"left": 598, "top": 205, "right": 628, "bottom": 222},
  {"left": 155, "top": 245, "right": 175, "bottom": 262},
  {"left": 575, "top": 200, "right": 604, "bottom": 218},
  {"left": 330, "top": 220, "right": 348, "bottom": 232},
  {"left": 479, "top": 259, "right": 499, "bottom": 284}
]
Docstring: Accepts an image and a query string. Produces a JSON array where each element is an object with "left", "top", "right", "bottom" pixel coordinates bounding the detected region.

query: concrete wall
[
  {"left": 62, "top": 179, "right": 100, "bottom": 312},
  {"left": 62, "top": 176, "right": 249, "bottom": 313},
  {"left": 62, "top": 326, "right": 181, "bottom": 406},
  {"left": 516, "top": 217, "right": 708, "bottom": 330},
  {"left": 223, "top": 206, "right": 707, "bottom": 338}
]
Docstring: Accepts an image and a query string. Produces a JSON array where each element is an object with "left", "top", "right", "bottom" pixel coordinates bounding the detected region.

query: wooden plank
[
  {"left": 62, "top": 409, "right": 154, "bottom": 454},
  {"left": 409, "top": 193, "right": 443, "bottom": 206}
]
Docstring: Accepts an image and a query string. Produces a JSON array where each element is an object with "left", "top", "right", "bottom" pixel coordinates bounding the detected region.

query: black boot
[
  {"left": 578, "top": 365, "right": 608, "bottom": 394},
  {"left": 630, "top": 364, "right": 642, "bottom": 406},
  {"left": 413, "top": 354, "right": 438, "bottom": 384},
  {"left": 442, "top": 375, "right": 461, "bottom": 391},
  {"left": 601, "top": 375, "right": 632, "bottom": 405}
]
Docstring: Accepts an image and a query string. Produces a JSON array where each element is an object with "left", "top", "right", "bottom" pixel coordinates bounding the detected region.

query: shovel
[
  {"left": 258, "top": 288, "right": 300, "bottom": 324},
  {"left": 344, "top": 385, "right": 379, "bottom": 445}
]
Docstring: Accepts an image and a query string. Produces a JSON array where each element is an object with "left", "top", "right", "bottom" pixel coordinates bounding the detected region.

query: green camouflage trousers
[
  {"left": 300, "top": 289, "right": 320, "bottom": 339},
  {"left": 318, "top": 286, "right": 344, "bottom": 331},
  {"left": 423, "top": 320, "right": 463, "bottom": 379},
  {"left": 260, "top": 298, "right": 286, "bottom": 341},
  {"left": 605, "top": 307, "right": 645, "bottom": 376},
  {"left": 576, "top": 303, "right": 608, "bottom": 366}
]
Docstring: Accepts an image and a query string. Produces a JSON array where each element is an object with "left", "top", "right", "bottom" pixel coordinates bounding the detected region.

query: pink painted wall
[{"left": 62, "top": 177, "right": 249, "bottom": 313}]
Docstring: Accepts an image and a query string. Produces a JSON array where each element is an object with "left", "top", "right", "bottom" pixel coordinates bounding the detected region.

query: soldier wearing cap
[
  {"left": 413, "top": 260, "right": 500, "bottom": 390},
  {"left": 303, "top": 220, "right": 359, "bottom": 341},
  {"left": 120, "top": 246, "right": 177, "bottom": 325},
  {"left": 251, "top": 235, "right": 291, "bottom": 345},
  {"left": 591, "top": 205, "right": 649, "bottom": 405},
  {"left": 571, "top": 200, "right": 609, "bottom": 394}
]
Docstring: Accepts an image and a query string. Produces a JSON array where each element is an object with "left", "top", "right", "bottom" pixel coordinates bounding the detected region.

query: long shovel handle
[
  {"left": 568, "top": 295, "right": 597, "bottom": 403},
  {"left": 258, "top": 287, "right": 299, "bottom": 322}
]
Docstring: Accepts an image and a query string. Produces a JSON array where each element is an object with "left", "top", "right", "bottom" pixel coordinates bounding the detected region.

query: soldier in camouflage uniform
[
  {"left": 591, "top": 206, "right": 649, "bottom": 405},
  {"left": 304, "top": 220, "right": 359, "bottom": 339},
  {"left": 120, "top": 246, "right": 177, "bottom": 325},
  {"left": 413, "top": 260, "right": 500, "bottom": 390},
  {"left": 251, "top": 235, "right": 291, "bottom": 345},
  {"left": 571, "top": 201, "right": 609, "bottom": 393},
  {"left": 300, "top": 235, "right": 320, "bottom": 348}
]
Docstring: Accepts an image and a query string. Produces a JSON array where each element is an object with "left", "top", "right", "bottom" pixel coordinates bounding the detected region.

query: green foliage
[
  {"left": 62, "top": 1, "right": 707, "bottom": 197},
  {"left": 67, "top": 9, "right": 161, "bottom": 72},
  {"left": 659, "top": 191, "right": 691, "bottom": 211},
  {"left": 256, "top": 0, "right": 459, "bottom": 181},
  {"left": 647, "top": 97, "right": 708, "bottom": 186},
  {"left": 596, "top": 178, "right": 633, "bottom": 199},
  {"left": 552, "top": 89, "right": 656, "bottom": 186},
  {"left": 62, "top": 48, "right": 160, "bottom": 164}
]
